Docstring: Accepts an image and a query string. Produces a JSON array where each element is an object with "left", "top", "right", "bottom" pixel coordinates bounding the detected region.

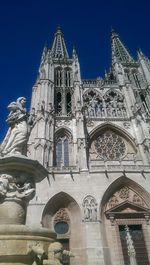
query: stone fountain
[
  {"left": 0, "top": 97, "right": 57, "bottom": 265},
  {"left": 0, "top": 97, "right": 74, "bottom": 265}
]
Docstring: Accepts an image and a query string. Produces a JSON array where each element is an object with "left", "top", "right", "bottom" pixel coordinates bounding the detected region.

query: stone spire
[
  {"left": 51, "top": 27, "right": 69, "bottom": 59},
  {"left": 138, "top": 49, "right": 150, "bottom": 85},
  {"left": 111, "top": 29, "right": 134, "bottom": 64}
]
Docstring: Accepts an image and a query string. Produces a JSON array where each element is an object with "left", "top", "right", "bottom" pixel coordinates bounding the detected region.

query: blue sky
[{"left": 0, "top": 0, "right": 150, "bottom": 141}]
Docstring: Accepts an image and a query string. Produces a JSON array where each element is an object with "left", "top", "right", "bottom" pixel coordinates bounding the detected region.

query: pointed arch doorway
[
  {"left": 41, "top": 192, "right": 85, "bottom": 265},
  {"left": 101, "top": 177, "right": 150, "bottom": 265}
]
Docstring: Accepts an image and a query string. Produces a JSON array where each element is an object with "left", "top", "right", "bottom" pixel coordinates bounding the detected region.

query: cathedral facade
[{"left": 26, "top": 27, "right": 150, "bottom": 265}]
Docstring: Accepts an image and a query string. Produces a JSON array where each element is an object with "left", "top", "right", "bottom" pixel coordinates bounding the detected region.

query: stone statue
[
  {"left": 0, "top": 173, "right": 35, "bottom": 201},
  {"left": 43, "top": 242, "right": 74, "bottom": 265},
  {"left": 28, "top": 241, "right": 45, "bottom": 265},
  {"left": 0, "top": 97, "right": 34, "bottom": 156}
]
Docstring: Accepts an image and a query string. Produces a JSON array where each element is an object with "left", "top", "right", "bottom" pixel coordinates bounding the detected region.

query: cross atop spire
[
  {"left": 111, "top": 29, "right": 134, "bottom": 64},
  {"left": 51, "top": 27, "right": 69, "bottom": 59}
]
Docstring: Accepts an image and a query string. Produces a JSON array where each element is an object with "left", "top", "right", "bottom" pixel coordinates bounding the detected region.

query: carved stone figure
[
  {"left": 0, "top": 97, "right": 35, "bottom": 156},
  {"left": 83, "top": 195, "right": 97, "bottom": 222},
  {"left": 28, "top": 241, "right": 45, "bottom": 265},
  {"left": 0, "top": 97, "right": 28, "bottom": 156},
  {"left": 43, "top": 242, "right": 74, "bottom": 265},
  {"left": 0, "top": 173, "right": 35, "bottom": 201}
]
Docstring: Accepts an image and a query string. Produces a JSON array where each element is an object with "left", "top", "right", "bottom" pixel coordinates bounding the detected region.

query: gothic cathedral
[{"left": 26, "top": 27, "right": 150, "bottom": 265}]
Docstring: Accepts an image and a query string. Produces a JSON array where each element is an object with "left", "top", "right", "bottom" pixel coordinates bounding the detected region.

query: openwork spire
[
  {"left": 111, "top": 29, "right": 134, "bottom": 64},
  {"left": 51, "top": 27, "right": 69, "bottom": 59}
]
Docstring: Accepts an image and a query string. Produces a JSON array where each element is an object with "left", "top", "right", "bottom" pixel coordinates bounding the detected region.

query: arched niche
[
  {"left": 54, "top": 128, "right": 73, "bottom": 167},
  {"left": 100, "top": 176, "right": 150, "bottom": 265},
  {"left": 42, "top": 192, "right": 85, "bottom": 265}
]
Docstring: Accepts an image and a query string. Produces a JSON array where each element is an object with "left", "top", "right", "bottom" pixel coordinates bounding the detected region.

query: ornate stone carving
[
  {"left": 108, "top": 195, "right": 118, "bottom": 208},
  {"left": 0, "top": 173, "right": 35, "bottom": 201},
  {"left": 83, "top": 195, "right": 97, "bottom": 222},
  {"left": 28, "top": 241, "right": 45, "bottom": 265},
  {"left": 119, "top": 186, "right": 129, "bottom": 199},
  {"left": 94, "top": 131, "right": 126, "bottom": 160},
  {"left": 54, "top": 208, "right": 70, "bottom": 225},
  {"left": 132, "top": 194, "right": 144, "bottom": 206},
  {"left": 43, "top": 242, "right": 74, "bottom": 265}
]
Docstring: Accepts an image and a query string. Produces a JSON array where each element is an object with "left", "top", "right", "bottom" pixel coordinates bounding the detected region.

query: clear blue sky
[{"left": 0, "top": 0, "right": 150, "bottom": 141}]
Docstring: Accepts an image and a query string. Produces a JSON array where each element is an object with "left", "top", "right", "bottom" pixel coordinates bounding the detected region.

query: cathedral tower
[{"left": 27, "top": 28, "right": 150, "bottom": 265}]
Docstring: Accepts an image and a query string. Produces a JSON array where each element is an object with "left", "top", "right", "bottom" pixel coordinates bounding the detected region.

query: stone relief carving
[
  {"left": 83, "top": 89, "right": 127, "bottom": 118},
  {"left": 43, "top": 242, "right": 74, "bottom": 265},
  {"left": 0, "top": 173, "right": 35, "bottom": 201},
  {"left": 0, "top": 97, "right": 35, "bottom": 156},
  {"left": 108, "top": 195, "right": 118, "bottom": 208},
  {"left": 105, "top": 186, "right": 146, "bottom": 212},
  {"left": 119, "top": 187, "right": 129, "bottom": 199},
  {"left": 83, "top": 195, "right": 97, "bottom": 222},
  {"left": 54, "top": 208, "right": 70, "bottom": 225},
  {"left": 123, "top": 122, "right": 131, "bottom": 129},
  {"left": 132, "top": 194, "right": 143, "bottom": 206}
]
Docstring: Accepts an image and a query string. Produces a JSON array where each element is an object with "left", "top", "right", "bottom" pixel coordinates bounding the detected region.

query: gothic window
[
  {"left": 64, "top": 68, "right": 72, "bottom": 87},
  {"left": 55, "top": 67, "right": 63, "bottom": 87},
  {"left": 66, "top": 92, "right": 72, "bottom": 114},
  {"left": 55, "top": 91, "right": 62, "bottom": 114},
  {"left": 56, "top": 136, "right": 69, "bottom": 167},
  {"left": 94, "top": 131, "right": 126, "bottom": 160}
]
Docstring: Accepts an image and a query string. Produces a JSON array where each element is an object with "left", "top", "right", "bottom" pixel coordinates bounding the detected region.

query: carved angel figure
[{"left": 0, "top": 97, "right": 29, "bottom": 156}]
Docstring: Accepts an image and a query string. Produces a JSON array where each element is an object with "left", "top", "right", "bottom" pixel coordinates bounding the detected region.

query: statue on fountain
[{"left": 0, "top": 97, "right": 35, "bottom": 156}]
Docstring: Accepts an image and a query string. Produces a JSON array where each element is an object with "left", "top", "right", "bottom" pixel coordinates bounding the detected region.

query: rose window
[{"left": 94, "top": 131, "right": 126, "bottom": 160}]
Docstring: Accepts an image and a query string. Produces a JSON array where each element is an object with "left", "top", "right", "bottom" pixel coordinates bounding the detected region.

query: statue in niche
[
  {"left": 0, "top": 97, "right": 35, "bottom": 156},
  {"left": 43, "top": 242, "right": 74, "bottom": 265},
  {"left": 143, "top": 139, "right": 150, "bottom": 154},
  {"left": 83, "top": 195, "right": 97, "bottom": 222},
  {"left": 131, "top": 102, "right": 146, "bottom": 124}
]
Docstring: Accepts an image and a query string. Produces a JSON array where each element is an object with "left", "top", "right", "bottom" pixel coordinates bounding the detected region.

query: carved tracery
[{"left": 83, "top": 89, "right": 127, "bottom": 118}]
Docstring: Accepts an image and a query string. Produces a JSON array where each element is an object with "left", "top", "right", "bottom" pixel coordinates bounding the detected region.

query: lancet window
[
  {"left": 56, "top": 136, "right": 69, "bottom": 167},
  {"left": 64, "top": 68, "right": 72, "bottom": 87},
  {"left": 55, "top": 67, "right": 63, "bottom": 87}
]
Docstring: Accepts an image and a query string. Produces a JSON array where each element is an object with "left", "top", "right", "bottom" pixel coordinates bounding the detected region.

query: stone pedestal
[
  {"left": 0, "top": 155, "right": 56, "bottom": 265},
  {"left": 0, "top": 225, "right": 56, "bottom": 265}
]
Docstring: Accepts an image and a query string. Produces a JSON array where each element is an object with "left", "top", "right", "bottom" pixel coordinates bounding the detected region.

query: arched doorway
[
  {"left": 42, "top": 192, "right": 85, "bottom": 265},
  {"left": 101, "top": 177, "right": 150, "bottom": 265}
]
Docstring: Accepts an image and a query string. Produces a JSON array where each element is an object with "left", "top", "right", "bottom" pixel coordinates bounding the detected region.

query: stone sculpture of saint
[{"left": 0, "top": 97, "right": 29, "bottom": 156}]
